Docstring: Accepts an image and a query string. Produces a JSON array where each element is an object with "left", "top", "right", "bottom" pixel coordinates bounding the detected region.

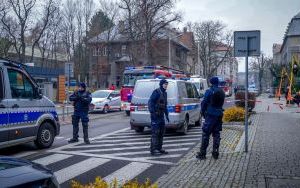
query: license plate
[{"left": 137, "top": 106, "right": 148, "bottom": 111}]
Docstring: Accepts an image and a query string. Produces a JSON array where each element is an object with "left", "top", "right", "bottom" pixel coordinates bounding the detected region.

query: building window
[
  {"left": 103, "top": 47, "right": 107, "bottom": 56},
  {"left": 121, "top": 45, "right": 126, "bottom": 56},
  {"left": 93, "top": 47, "right": 102, "bottom": 56}
]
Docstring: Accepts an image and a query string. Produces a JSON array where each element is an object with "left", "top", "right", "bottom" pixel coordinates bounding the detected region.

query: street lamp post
[{"left": 168, "top": 34, "right": 183, "bottom": 69}]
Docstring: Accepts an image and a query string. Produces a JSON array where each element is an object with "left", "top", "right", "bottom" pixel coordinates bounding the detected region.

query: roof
[
  {"left": 179, "top": 32, "right": 195, "bottom": 49},
  {"left": 89, "top": 25, "right": 190, "bottom": 51},
  {"left": 280, "top": 11, "right": 300, "bottom": 52}
]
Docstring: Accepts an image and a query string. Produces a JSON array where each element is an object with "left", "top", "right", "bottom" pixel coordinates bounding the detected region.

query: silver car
[
  {"left": 90, "top": 90, "right": 121, "bottom": 113},
  {"left": 130, "top": 79, "right": 202, "bottom": 134}
]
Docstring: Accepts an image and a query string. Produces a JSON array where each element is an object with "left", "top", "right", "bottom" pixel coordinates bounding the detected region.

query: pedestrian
[
  {"left": 109, "top": 84, "right": 116, "bottom": 90},
  {"left": 196, "top": 76, "right": 225, "bottom": 160},
  {"left": 293, "top": 90, "right": 300, "bottom": 107},
  {"left": 68, "top": 82, "right": 92, "bottom": 144},
  {"left": 148, "top": 79, "right": 170, "bottom": 156},
  {"left": 285, "top": 86, "right": 290, "bottom": 104}
]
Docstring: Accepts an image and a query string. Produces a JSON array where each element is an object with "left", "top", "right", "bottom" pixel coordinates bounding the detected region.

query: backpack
[{"left": 210, "top": 87, "right": 225, "bottom": 108}]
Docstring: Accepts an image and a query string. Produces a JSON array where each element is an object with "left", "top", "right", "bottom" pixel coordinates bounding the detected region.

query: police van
[
  {"left": 130, "top": 79, "right": 202, "bottom": 134},
  {"left": 0, "top": 59, "right": 60, "bottom": 149}
]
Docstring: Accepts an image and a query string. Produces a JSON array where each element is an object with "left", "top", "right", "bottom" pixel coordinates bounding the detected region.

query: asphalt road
[
  {"left": 1, "top": 111, "right": 203, "bottom": 187},
  {"left": 1, "top": 97, "right": 235, "bottom": 187}
]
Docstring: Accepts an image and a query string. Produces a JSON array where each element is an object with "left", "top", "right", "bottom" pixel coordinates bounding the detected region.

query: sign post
[{"left": 234, "top": 30, "right": 261, "bottom": 152}]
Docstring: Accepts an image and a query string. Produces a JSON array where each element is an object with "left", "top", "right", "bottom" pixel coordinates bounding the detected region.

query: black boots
[
  {"left": 212, "top": 149, "right": 219, "bottom": 159},
  {"left": 82, "top": 123, "right": 90, "bottom": 144},
  {"left": 68, "top": 138, "right": 79, "bottom": 143},
  {"left": 196, "top": 152, "right": 206, "bottom": 160}
]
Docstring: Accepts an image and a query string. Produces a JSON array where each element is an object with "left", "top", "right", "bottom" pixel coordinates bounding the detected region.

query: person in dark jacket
[
  {"left": 68, "top": 82, "right": 92, "bottom": 144},
  {"left": 293, "top": 91, "right": 300, "bottom": 107},
  {"left": 196, "top": 77, "right": 225, "bottom": 160},
  {"left": 148, "top": 79, "right": 170, "bottom": 156}
]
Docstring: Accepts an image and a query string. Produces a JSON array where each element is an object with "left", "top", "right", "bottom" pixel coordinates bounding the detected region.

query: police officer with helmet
[
  {"left": 148, "top": 79, "right": 170, "bottom": 156},
  {"left": 68, "top": 82, "right": 92, "bottom": 144},
  {"left": 196, "top": 77, "right": 225, "bottom": 160}
]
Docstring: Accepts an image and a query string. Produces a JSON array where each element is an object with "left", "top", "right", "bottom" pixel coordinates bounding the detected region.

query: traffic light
[{"left": 293, "top": 64, "right": 298, "bottom": 75}]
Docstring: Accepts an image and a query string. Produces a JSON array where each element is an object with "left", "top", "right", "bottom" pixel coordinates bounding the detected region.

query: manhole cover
[{"left": 266, "top": 177, "right": 300, "bottom": 188}]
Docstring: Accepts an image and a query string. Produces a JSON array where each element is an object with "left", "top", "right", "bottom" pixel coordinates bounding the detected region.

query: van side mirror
[{"left": 35, "top": 87, "right": 43, "bottom": 99}]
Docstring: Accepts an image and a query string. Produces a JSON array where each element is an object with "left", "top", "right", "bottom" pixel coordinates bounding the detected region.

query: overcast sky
[{"left": 175, "top": 0, "right": 300, "bottom": 72}]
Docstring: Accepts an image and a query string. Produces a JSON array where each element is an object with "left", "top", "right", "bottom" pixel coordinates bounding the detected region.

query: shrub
[
  {"left": 235, "top": 91, "right": 256, "bottom": 111},
  {"left": 223, "top": 107, "right": 245, "bottom": 123},
  {"left": 71, "top": 177, "right": 158, "bottom": 188}
]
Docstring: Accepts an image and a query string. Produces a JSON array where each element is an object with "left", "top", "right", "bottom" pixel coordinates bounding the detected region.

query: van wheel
[
  {"left": 135, "top": 127, "right": 144, "bottom": 133},
  {"left": 35, "top": 122, "right": 55, "bottom": 149},
  {"left": 180, "top": 117, "right": 189, "bottom": 135},
  {"left": 103, "top": 105, "right": 109, "bottom": 114},
  {"left": 195, "top": 114, "right": 202, "bottom": 127}
]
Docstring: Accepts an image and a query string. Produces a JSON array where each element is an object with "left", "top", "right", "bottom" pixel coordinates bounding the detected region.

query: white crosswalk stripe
[
  {"left": 103, "top": 162, "right": 152, "bottom": 184},
  {"left": 55, "top": 157, "right": 110, "bottom": 184},
  {"left": 23, "top": 127, "right": 202, "bottom": 185},
  {"left": 33, "top": 154, "right": 73, "bottom": 166}
]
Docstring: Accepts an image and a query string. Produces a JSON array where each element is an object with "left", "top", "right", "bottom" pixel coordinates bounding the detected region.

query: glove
[{"left": 166, "top": 116, "right": 170, "bottom": 123}]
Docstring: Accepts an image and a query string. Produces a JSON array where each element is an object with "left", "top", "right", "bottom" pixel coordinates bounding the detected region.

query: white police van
[
  {"left": 130, "top": 79, "right": 202, "bottom": 134},
  {"left": 0, "top": 59, "right": 60, "bottom": 149}
]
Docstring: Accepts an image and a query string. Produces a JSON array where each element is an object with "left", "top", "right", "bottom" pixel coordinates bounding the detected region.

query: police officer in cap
[
  {"left": 148, "top": 79, "right": 170, "bottom": 156},
  {"left": 196, "top": 77, "right": 225, "bottom": 160},
  {"left": 68, "top": 82, "right": 92, "bottom": 144}
]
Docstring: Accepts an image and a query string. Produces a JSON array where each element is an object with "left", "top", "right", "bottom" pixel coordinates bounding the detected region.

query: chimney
[
  {"left": 118, "top": 21, "right": 125, "bottom": 32},
  {"left": 183, "top": 27, "right": 187, "bottom": 33}
]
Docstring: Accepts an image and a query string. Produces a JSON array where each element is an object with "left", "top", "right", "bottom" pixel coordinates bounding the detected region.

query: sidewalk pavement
[{"left": 156, "top": 95, "right": 300, "bottom": 187}]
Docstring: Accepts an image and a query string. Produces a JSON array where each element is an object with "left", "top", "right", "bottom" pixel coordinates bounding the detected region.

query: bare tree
[
  {"left": 191, "top": 20, "right": 233, "bottom": 80},
  {"left": 119, "top": 0, "right": 181, "bottom": 65},
  {"left": 30, "top": 0, "right": 59, "bottom": 62},
  {"left": 250, "top": 54, "right": 273, "bottom": 93},
  {"left": 0, "top": 0, "right": 36, "bottom": 63}
]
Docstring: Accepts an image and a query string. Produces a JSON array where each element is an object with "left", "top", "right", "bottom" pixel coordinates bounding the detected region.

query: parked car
[
  {"left": 89, "top": 90, "right": 121, "bottom": 113},
  {"left": 248, "top": 86, "right": 259, "bottom": 96},
  {"left": 0, "top": 59, "right": 60, "bottom": 149},
  {"left": 130, "top": 79, "right": 202, "bottom": 134},
  {"left": 0, "top": 156, "right": 59, "bottom": 188}
]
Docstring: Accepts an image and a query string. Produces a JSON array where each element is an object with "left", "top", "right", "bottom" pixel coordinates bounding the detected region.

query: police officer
[
  {"left": 68, "top": 82, "right": 92, "bottom": 144},
  {"left": 196, "top": 77, "right": 225, "bottom": 160},
  {"left": 148, "top": 79, "right": 170, "bottom": 156}
]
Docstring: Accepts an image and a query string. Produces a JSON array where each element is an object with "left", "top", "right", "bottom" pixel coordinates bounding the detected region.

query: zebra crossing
[{"left": 29, "top": 126, "right": 202, "bottom": 186}]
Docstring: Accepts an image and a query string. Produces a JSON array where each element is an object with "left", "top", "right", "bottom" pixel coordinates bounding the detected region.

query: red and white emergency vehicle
[{"left": 120, "top": 66, "right": 185, "bottom": 116}]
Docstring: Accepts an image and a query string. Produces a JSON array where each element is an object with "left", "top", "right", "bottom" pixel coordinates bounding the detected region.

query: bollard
[{"left": 62, "top": 104, "right": 65, "bottom": 121}]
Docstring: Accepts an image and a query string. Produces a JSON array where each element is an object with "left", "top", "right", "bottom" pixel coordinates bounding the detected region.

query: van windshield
[{"left": 133, "top": 81, "right": 175, "bottom": 99}]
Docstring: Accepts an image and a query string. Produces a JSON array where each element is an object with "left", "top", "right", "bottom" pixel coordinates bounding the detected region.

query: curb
[{"left": 58, "top": 111, "right": 125, "bottom": 126}]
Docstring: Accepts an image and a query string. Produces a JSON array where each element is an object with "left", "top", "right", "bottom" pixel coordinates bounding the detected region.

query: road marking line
[
  {"left": 33, "top": 154, "right": 73, "bottom": 166},
  {"left": 136, "top": 154, "right": 182, "bottom": 160},
  {"left": 69, "top": 141, "right": 196, "bottom": 148},
  {"left": 75, "top": 143, "right": 195, "bottom": 152},
  {"left": 51, "top": 150, "right": 174, "bottom": 165},
  {"left": 105, "top": 132, "right": 201, "bottom": 139},
  {"left": 50, "top": 128, "right": 130, "bottom": 152},
  {"left": 55, "top": 157, "right": 110, "bottom": 184},
  {"left": 103, "top": 162, "right": 152, "bottom": 184},
  {"left": 92, "top": 137, "right": 200, "bottom": 143},
  {"left": 111, "top": 148, "right": 189, "bottom": 156},
  {"left": 13, "top": 151, "right": 37, "bottom": 158},
  {"left": 55, "top": 136, "right": 65, "bottom": 140}
]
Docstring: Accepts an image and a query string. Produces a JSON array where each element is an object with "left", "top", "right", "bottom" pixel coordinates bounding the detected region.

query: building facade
[{"left": 88, "top": 24, "right": 189, "bottom": 89}]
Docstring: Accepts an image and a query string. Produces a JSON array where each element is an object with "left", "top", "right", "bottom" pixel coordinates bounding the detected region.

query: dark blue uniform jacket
[{"left": 69, "top": 90, "right": 92, "bottom": 117}]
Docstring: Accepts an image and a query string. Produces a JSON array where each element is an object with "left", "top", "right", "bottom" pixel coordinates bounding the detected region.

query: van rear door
[{"left": 0, "top": 67, "right": 9, "bottom": 144}]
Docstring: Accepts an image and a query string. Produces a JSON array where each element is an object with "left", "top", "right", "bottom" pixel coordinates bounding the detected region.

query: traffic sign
[{"left": 234, "top": 31, "right": 261, "bottom": 57}]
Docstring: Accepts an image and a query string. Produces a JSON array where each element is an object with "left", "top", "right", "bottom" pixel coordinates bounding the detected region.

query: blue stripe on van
[
  {"left": 0, "top": 111, "right": 57, "bottom": 126},
  {"left": 167, "top": 104, "right": 200, "bottom": 113},
  {"left": 0, "top": 114, "right": 9, "bottom": 125}
]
